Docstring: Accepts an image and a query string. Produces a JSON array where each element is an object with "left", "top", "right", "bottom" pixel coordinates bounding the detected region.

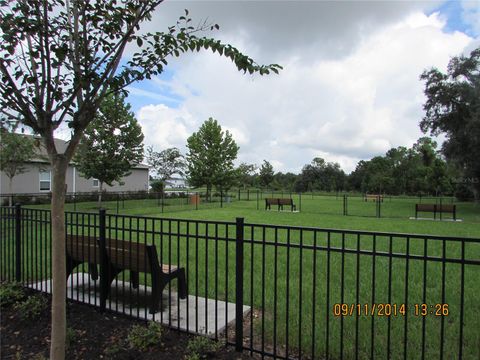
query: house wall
[
  {"left": 74, "top": 168, "right": 149, "bottom": 192},
  {"left": 0, "top": 163, "right": 70, "bottom": 194},
  {"left": 1, "top": 163, "right": 149, "bottom": 194}
]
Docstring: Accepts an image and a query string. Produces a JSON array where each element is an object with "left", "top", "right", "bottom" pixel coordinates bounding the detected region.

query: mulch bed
[{"left": 1, "top": 289, "right": 252, "bottom": 360}]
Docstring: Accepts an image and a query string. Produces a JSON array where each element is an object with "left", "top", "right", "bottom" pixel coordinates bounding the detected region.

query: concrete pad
[
  {"left": 408, "top": 217, "right": 463, "bottom": 222},
  {"left": 28, "top": 272, "right": 250, "bottom": 336}
]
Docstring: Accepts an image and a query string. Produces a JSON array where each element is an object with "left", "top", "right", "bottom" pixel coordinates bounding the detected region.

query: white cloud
[
  {"left": 136, "top": 104, "right": 193, "bottom": 151},
  {"left": 133, "top": 6, "right": 476, "bottom": 174}
]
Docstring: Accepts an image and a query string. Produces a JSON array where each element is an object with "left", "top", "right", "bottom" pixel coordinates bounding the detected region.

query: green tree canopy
[
  {"left": 259, "top": 160, "right": 274, "bottom": 188},
  {"left": 186, "top": 118, "right": 239, "bottom": 198},
  {"left": 0, "top": 125, "right": 38, "bottom": 204},
  {"left": 74, "top": 93, "right": 144, "bottom": 203},
  {"left": 146, "top": 146, "right": 185, "bottom": 184},
  {"left": 420, "top": 47, "right": 480, "bottom": 200},
  {"left": 235, "top": 162, "right": 257, "bottom": 189},
  {"left": 294, "top": 157, "right": 346, "bottom": 192},
  {"left": 347, "top": 138, "right": 453, "bottom": 196}
]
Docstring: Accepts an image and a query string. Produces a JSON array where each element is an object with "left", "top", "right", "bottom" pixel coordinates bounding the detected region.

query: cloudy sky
[{"left": 124, "top": 0, "right": 479, "bottom": 174}]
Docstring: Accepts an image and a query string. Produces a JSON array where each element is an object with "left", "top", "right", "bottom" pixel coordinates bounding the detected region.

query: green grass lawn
[{"left": 2, "top": 198, "right": 479, "bottom": 359}]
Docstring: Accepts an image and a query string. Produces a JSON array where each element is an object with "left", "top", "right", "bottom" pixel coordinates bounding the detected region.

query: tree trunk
[
  {"left": 206, "top": 184, "right": 211, "bottom": 202},
  {"left": 98, "top": 181, "right": 103, "bottom": 207},
  {"left": 8, "top": 177, "right": 13, "bottom": 207},
  {"left": 49, "top": 155, "right": 68, "bottom": 360}
]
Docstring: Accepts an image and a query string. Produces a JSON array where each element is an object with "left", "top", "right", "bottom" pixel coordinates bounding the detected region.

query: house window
[
  {"left": 39, "top": 171, "right": 51, "bottom": 191},
  {"left": 92, "top": 179, "right": 99, "bottom": 187}
]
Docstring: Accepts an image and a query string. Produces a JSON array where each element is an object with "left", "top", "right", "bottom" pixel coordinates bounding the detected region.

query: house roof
[{"left": 19, "top": 134, "right": 149, "bottom": 170}]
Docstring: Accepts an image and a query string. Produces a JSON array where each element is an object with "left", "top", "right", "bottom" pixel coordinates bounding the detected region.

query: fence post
[
  {"left": 256, "top": 190, "right": 259, "bottom": 210},
  {"left": 15, "top": 204, "right": 22, "bottom": 282},
  {"left": 98, "top": 208, "right": 107, "bottom": 312},
  {"left": 196, "top": 192, "right": 199, "bottom": 210},
  {"left": 235, "top": 217, "right": 244, "bottom": 352},
  {"left": 161, "top": 192, "right": 165, "bottom": 213},
  {"left": 247, "top": 189, "right": 250, "bottom": 201},
  {"left": 377, "top": 198, "right": 381, "bottom": 218},
  {"left": 439, "top": 197, "right": 443, "bottom": 221},
  {"left": 220, "top": 190, "right": 223, "bottom": 208},
  {"left": 299, "top": 192, "right": 302, "bottom": 212},
  {"left": 343, "top": 194, "right": 347, "bottom": 216},
  {"left": 116, "top": 193, "right": 120, "bottom": 214},
  {"left": 238, "top": 188, "right": 241, "bottom": 201}
]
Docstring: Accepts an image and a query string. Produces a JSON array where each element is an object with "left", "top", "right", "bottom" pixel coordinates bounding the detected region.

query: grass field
[{"left": 1, "top": 198, "right": 479, "bottom": 359}]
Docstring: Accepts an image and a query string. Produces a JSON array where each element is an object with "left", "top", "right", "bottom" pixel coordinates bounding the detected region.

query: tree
[
  {"left": 236, "top": 162, "right": 257, "bottom": 189},
  {"left": 295, "top": 157, "right": 346, "bottom": 192},
  {"left": 0, "top": 125, "right": 37, "bottom": 205},
  {"left": 347, "top": 139, "right": 453, "bottom": 196},
  {"left": 74, "top": 93, "right": 144, "bottom": 205},
  {"left": 420, "top": 47, "right": 480, "bottom": 201},
  {"left": 186, "top": 118, "right": 239, "bottom": 199},
  {"left": 259, "top": 160, "right": 274, "bottom": 188},
  {"left": 0, "top": 1, "right": 281, "bottom": 358},
  {"left": 146, "top": 146, "right": 185, "bottom": 187}
]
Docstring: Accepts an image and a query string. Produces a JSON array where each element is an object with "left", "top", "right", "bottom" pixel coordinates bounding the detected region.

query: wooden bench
[
  {"left": 415, "top": 204, "right": 456, "bottom": 220},
  {"left": 66, "top": 234, "right": 187, "bottom": 314},
  {"left": 364, "top": 194, "right": 383, "bottom": 202},
  {"left": 66, "top": 235, "right": 100, "bottom": 282},
  {"left": 265, "top": 198, "right": 279, "bottom": 210},
  {"left": 265, "top": 198, "right": 296, "bottom": 211}
]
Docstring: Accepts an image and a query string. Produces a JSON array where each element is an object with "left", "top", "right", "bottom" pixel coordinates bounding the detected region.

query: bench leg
[
  {"left": 130, "top": 271, "right": 139, "bottom": 289},
  {"left": 66, "top": 257, "right": 77, "bottom": 281},
  {"left": 88, "top": 263, "right": 99, "bottom": 281},
  {"left": 149, "top": 283, "right": 161, "bottom": 314},
  {"left": 177, "top": 268, "right": 187, "bottom": 299}
]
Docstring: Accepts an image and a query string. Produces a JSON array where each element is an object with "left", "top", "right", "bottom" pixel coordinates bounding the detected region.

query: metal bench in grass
[
  {"left": 66, "top": 234, "right": 187, "bottom": 314},
  {"left": 415, "top": 204, "right": 456, "bottom": 220},
  {"left": 265, "top": 198, "right": 296, "bottom": 211}
]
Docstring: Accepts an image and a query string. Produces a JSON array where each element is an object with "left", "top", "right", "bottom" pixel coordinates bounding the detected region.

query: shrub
[
  {"left": 0, "top": 282, "right": 25, "bottom": 308},
  {"left": 13, "top": 294, "right": 48, "bottom": 321},
  {"left": 127, "top": 321, "right": 163, "bottom": 351},
  {"left": 186, "top": 336, "right": 223, "bottom": 359},
  {"left": 103, "top": 342, "right": 126, "bottom": 359},
  {"left": 66, "top": 327, "right": 77, "bottom": 350}
]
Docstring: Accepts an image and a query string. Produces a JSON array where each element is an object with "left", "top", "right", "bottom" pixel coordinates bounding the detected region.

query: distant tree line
[{"left": 231, "top": 137, "right": 472, "bottom": 199}]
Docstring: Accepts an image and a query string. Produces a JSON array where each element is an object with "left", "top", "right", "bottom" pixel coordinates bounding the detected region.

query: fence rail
[
  {"left": 0, "top": 190, "right": 238, "bottom": 214},
  {"left": 1, "top": 205, "right": 479, "bottom": 359}
]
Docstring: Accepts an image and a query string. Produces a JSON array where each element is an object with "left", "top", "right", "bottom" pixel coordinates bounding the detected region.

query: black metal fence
[
  {"left": 1, "top": 205, "right": 479, "bottom": 359},
  {"left": 0, "top": 190, "right": 238, "bottom": 213},
  {"left": 236, "top": 189, "right": 472, "bottom": 221}
]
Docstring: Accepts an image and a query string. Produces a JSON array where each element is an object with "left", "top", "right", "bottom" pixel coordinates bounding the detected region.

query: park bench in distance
[
  {"left": 265, "top": 198, "right": 296, "bottom": 211},
  {"left": 364, "top": 194, "right": 384, "bottom": 202},
  {"left": 66, "top": 234, "right": 187, "bottom": 314},
  {"left": 415, "top": 204, "right": 457, "bottom": 221}
]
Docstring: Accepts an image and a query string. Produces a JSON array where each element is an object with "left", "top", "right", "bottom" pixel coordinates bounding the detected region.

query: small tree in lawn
[
  {"left": 259, "top": 160, "right": 274, "bottom": 189},
  {"left": 146, "top": 146, "right": 185, "bottom": 190},
  {"left": 0, "top": 124, "right": 37, "bottom": 205},
  {"left": 186, "top": 118, "right": 239, "bottom": 200},
  {"left": 74, "top": 93, "right": 144, "bottom": 205},
  {"left": 0, "top": 1, "right": 281, "bottom": 358},
  {"left": 236, "top": 162, "right": 257, "bottom": 189}
]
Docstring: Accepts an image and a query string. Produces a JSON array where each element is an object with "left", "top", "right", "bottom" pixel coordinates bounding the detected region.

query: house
[
  {"left": 164, "top": 177, "right": 188, "bottom": 189},
  {"left": 0, "top": 136, "right": 149, "bottom": 194}
]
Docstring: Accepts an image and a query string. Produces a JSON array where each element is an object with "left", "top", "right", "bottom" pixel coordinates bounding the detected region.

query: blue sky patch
[
  {"left": 430, "top": 0, "right": 478, "bottom": 37},
  {"left": 126, "top": 68, "right": 184, "bottom": 112}
]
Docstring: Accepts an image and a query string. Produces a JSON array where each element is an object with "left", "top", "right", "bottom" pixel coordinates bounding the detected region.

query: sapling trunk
[{"left": 49, "top": 155, "right": 68, "bottom": 360}]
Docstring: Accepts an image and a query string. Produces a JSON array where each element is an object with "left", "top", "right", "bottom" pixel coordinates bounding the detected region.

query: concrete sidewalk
[{"left": 29, "top": 272, "right": 250, "bottom": 336}]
